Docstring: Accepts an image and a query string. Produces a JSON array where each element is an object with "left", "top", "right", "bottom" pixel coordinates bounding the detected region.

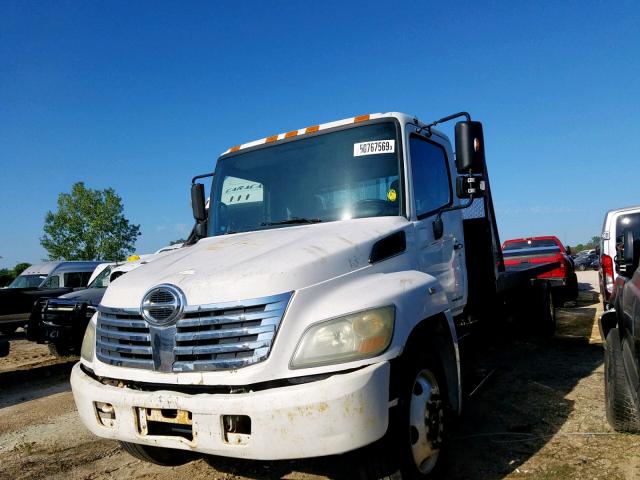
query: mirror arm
[
  {"left": 417, "top": 112, "right": 472, "bottom": 136},
  {"left": 192, "top": 171, "right": 214, "bottom": 185},
  {"left": 432, "top": 194, "right": 476, "bottom": 240},
  {"left": 434, "top": 193, "right": 475, "bottom": 224}
]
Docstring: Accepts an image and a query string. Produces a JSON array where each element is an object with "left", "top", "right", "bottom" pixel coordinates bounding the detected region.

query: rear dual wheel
[{"left": 533, "top": 281, "right": 556, "bottom": 337}]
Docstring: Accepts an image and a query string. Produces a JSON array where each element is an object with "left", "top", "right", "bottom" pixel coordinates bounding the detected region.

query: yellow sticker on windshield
[{"left": 387, "top": 189, "right": 397, "bottom": 202}]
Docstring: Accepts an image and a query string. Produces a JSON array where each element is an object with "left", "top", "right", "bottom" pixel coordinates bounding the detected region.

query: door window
[
  {"left": 42, "top": 275, "right": 60, "bottom": 288},
  {"left": 409, "top": 135, "right": 452, "bottom": 218},
  {"left": 64, "top": 272, "right": 89, "bottom": 288}
]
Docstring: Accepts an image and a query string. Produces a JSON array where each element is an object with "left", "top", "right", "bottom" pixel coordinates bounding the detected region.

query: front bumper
[
  {"left": 71, "top": 361, "right": 390, "bottom": 460},
  {"left": 27, "top": 299, "right": 92, "bottom": 345}
]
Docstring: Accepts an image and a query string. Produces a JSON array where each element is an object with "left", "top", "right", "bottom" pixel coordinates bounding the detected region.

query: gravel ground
[{"left": 1, "top": 271, "right": 638, "bottom": 480}]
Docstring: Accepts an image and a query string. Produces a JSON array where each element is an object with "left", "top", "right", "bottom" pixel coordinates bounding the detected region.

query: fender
[{"left": 289, "top": 269, "right": 460, "bottom": 411}]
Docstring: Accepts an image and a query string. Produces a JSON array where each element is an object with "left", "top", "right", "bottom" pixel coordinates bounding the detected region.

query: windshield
[
  {"left": 8, "top": 274, "right": 47, "bottom": 288},
  {"left": 208, "top": 121, "right": 402, "bottom": 236},
  {"left": 88, "top": 266, "right": 112, "bottom": 288}
]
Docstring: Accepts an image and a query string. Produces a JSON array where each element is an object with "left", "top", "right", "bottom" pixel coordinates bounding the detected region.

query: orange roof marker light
[
  {"left": 229, "top": 145, "right": 241, "bottom": 152},
  {"left": 284, "top": 130, "right": 298, "bottom": 138},
  {"left": 305, "top": 125, "right": 320, "bottom": 134},
  {"left": 354, "top": 114, "right": 370, "bottom": 123}
]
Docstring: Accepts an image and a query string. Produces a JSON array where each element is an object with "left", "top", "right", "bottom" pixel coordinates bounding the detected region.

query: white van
[
  {"left": 599, "top": 205, "right": 640, "bottom": 308},
  {"left": 11, "top": 261, "right": 103, "bottom": 289}
]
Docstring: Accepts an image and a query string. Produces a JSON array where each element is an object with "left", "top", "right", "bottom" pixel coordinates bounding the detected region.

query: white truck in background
[{"left": 72, "top": 111, "right": 557, "bottom": 478}]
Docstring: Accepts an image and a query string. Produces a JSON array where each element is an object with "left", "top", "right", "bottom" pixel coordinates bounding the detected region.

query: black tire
[
  {"left": 566, "top": 272, "right": 579, "bottom": 301},
  {"left": 397, "top": 349, "right": 448, "bottom": 480},
  {"left": 360, "top": 350, "right": 448, "bottom": 479},
  {"left": 578, "top": 264, "right": 586, "bottom": 271},
  {"left": 47, "top": 342, "right": 76, "bottom": 357},
  {"left": 120, "top": 441, "right": 196, "bottom": 466},
  {"left": 604, "top": 328, "right": 640, "bottom": 432},
  {"left": 534, "top": 281, "right": 556, "bottom": 337}
]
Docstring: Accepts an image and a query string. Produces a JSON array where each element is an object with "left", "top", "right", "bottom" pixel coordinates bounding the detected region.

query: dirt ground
[
  {"left": 0, "top": 328, "right": 74, "bottom": 374},
  {"left": 1, "top": 271, "right": 638, "bottom": 480}
]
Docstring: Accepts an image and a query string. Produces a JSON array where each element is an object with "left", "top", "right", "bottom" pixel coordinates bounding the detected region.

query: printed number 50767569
[{"left": 353, "top": 140, "right": 395, "bottom": 157}]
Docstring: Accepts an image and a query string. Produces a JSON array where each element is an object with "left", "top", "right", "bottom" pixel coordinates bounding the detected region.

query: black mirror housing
[
  {"left": 191, "top": 183, "right": 207, "bottom": 222},
  {"left": 455, "top": 121, "right": 486, "bottom": 174},
  {"left": 432, "top": 217, "right": 444, "bottom": 240},
  {"left": 623, "top": 230, "right": 640, "bottom": 274}
]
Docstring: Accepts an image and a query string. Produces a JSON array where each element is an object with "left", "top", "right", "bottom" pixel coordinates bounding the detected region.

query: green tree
[
  {"left": 0, "top": 262, "right": 32, "bottom": 287},
  {"left": 0, "top": 268, "right": 13, "bottom": 287},
  {"left": 13, "top": 262, "right": 31, "bottom": 276},
  {"left": 40, "top": 182, "right": 141, "bottom": 261}
]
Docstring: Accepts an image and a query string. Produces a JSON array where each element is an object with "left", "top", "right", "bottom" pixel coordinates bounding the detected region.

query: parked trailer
[{"left": 71, "top": 112, "right": 556, "bottom": 478}]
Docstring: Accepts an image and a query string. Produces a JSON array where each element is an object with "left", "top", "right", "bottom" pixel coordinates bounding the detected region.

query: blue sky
[{"left": 1, "top": 1, "right": 639, "bottom": 267}]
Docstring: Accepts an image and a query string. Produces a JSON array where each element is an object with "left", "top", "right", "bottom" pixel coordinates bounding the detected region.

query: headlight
[
  {"left": 291, "top": 306, "right": 394, "bottom": 368},
  {"left": 80, "top": 317, "right": 96, "bottom": 363}
]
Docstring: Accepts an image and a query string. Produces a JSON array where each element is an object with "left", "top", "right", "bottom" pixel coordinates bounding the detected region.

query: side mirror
[
  {"left": 455, "top": 121, "right": 486, "bottom": 174},
  {"left": 191, "top": 183, "right": 207, "bottom": 222},
  {"left": 433, "top": 217, "right": 444, "bottom": 240},
  {"left": 566, "top": 246, "right": 572, "bottom": 256},
  {"left": 623, "top": 230, "right": 640, "bottom": 274}
]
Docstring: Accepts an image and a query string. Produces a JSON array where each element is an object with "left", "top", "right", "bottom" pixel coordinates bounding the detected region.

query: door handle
[{"left": 454, "top": 243, "right": 464, "bottom": 251}]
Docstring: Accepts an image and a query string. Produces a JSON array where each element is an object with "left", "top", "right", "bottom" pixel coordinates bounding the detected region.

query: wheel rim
[{"left": 409, "top": 369, "right": 443, "bottom": 474}]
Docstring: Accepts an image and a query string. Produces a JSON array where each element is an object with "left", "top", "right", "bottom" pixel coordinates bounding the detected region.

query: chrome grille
[
  {"left": 96, "top": 312, "right": 154, "bottom": 369},
  {"left": 96, "top": 292, "right": 291, "bottom": 372}
]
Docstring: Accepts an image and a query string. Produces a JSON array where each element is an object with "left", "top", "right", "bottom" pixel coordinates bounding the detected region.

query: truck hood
[
  {"left": 101, "top": 217, "right": 409, "bottom": 308},
  {"left": 59, "top": 287, "right": 106, "bottom": 305}
]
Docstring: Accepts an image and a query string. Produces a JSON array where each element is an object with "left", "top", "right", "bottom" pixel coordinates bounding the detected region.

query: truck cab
[{"left": 72, "top": 112, "right": 549, "bottom": 478}]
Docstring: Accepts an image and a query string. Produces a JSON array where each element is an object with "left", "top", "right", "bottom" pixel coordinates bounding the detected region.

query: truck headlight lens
[
  {"left": 291, "top": 306, "right": 394, "bottom": 368},
  {"left": 80, "top": 317, "right": 96, "bottom": 363}
]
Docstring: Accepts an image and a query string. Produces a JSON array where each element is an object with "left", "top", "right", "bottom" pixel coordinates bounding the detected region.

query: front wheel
[
  {"left": 405, "top": 366, "right": 445, "bottom": 477},
  {"left": 359, "top": 352, "right": 447, "bottom": 480},
  {"left": 120, "top": 441, "right": 196, "bottom": 466}
]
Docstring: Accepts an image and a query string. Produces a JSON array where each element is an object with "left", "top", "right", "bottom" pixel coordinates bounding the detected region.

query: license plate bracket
[{"left": 135, "top": 407, "right": 193, "bottom": 441}]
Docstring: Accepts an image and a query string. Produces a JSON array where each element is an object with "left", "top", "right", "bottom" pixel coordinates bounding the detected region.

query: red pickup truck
[{"left": 502, "top": 236, "right": 578, "bottom": 305}]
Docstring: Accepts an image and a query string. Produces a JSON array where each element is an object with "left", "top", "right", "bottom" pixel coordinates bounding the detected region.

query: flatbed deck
[{"left": 497, "top": 261, "right": 560, "bottom": 293}]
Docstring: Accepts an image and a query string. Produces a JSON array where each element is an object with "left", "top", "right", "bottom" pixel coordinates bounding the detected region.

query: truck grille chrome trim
[{"left": 96, "top": 292, "right": 292, "bottom": 372}]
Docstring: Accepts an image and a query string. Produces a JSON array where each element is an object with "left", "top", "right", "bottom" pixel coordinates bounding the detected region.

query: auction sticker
[{"left": 353, "top": 140, "right": 395, "bottom": 157}]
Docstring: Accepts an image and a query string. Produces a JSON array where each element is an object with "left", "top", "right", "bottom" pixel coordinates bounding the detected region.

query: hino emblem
[{"left": 140, "top": 284, "right": 185, "bottom": 326}]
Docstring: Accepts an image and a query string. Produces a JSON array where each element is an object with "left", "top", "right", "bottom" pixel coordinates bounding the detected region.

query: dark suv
[{"left": 600, "top": 230, "right": 640, "bottom": 432}]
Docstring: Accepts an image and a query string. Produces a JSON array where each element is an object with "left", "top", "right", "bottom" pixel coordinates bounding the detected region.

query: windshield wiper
[{"left": 260, "top": 217, "right": 322, "bottom": 226}]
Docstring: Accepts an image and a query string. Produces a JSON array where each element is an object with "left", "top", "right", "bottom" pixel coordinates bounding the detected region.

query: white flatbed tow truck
[{"left": 72, "top": 111, "right": 557, "bottom": 478}]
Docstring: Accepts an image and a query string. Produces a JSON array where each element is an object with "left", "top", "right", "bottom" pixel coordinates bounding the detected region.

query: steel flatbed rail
[{"left": 496, "top": 261, "right": 560, "bottom": 293}]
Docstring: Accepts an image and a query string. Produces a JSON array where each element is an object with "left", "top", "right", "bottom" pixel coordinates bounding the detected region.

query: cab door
[{"left": 407, "top": 127, "right": 467, "bottom": 314}]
